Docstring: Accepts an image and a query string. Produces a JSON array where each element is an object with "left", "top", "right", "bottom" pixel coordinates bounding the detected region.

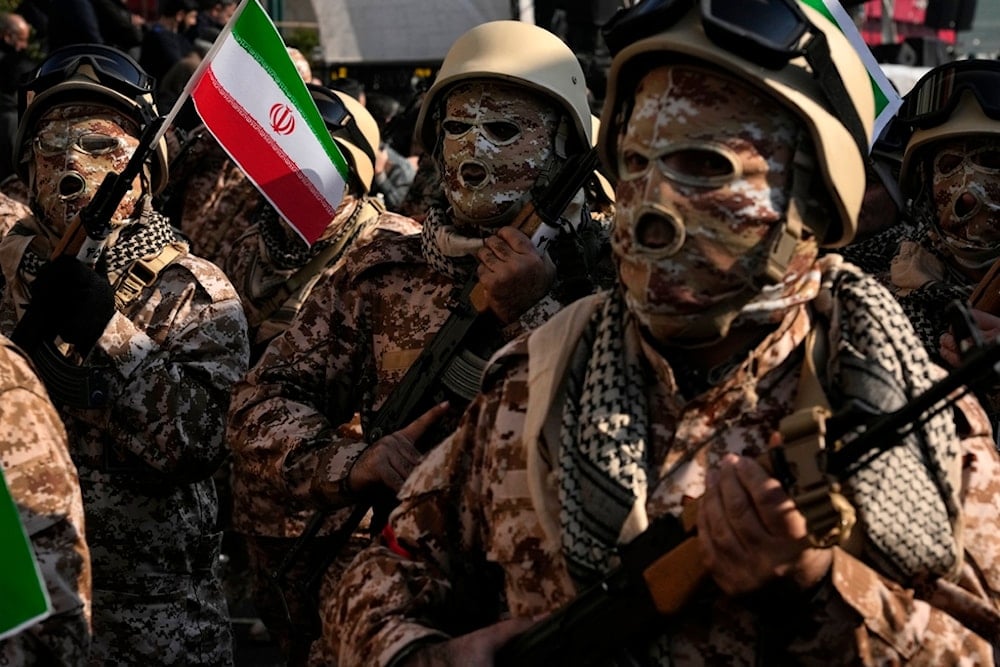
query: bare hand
[
  {"left": 399, "top": 617, "right": 536, "bottom": 667},
  {"left": 475, "top": 226, "right": 555, "bottom": 324},
  {"left": 940, "top": 307, "right": 1000, "bottom": 367},
  {"left": 697, "top": 454, "right": 831, "bottom": 596},
  {"left": 348, "top": 402, "right": 450, "bottom": 494}
]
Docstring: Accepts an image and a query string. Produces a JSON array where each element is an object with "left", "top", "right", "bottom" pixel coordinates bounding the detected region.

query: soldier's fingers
[
  {"left": 484, "top": 233, "right": 513, "bottom": 260},
  {"left": 477, "top": 245, "right": 500, "bottom": 270},
  {"left": 381, "top": 467, "right": 406, "bottom": 492},
  {"left": 496, "top": 226, "right": 536, "bottom": 254},
  {"left": 733, "top": 457, "right": 802, "bottom": 540},
  {"left": 398, "top": 401, "right": 450, "bottom": 443}
]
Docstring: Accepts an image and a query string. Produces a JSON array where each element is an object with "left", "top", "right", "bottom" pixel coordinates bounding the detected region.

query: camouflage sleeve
[
  {"left": 80, "top": 261, "right": 249, "bottom": 479},
  {"left": 782, "top": 392, "right": 1000, "bottom": 663},
  {"left": 0, "top": 342, "right": 91, "bottom": 665},
  {"left": 331, "top": 381, "right": 505, "bottom": 667},
  {"left": 228, "top": 267, "right": 372, "bottom": 511}
]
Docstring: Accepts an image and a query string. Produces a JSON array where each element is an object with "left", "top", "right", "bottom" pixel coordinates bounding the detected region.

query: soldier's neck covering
[
  {"left": 3, "top": 200, "right": 184, "bottom": 321},
  {"left": 420, "top": 194, "right": 589, "bottom": 284},
  {"left": 419, "top": 205, "right": 482, "bottom": 281}
]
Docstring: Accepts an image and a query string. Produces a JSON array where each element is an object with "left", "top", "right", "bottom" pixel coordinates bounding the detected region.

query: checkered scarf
[
  {"left": 17, "top": 200, "right": 183, "bottom": 278},
  {"left": 419, "top": 206, "right": 480, "bottom": 281},
  {"left": 557, "top": 288, "right": 649, "bottom": 584},
  {"left": 557, "top": 261, "right": 963, "bottom": 592}
]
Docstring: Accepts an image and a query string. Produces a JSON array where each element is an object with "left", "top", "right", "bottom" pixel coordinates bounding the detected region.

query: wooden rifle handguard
[{"left": 969, "top": 257, "right": 1000, "bottom": 315}]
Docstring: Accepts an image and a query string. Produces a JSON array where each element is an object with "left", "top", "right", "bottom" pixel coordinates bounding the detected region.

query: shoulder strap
[
  {"left": 793, "top": 321, "right": 831, "bottom": 413},
  {"left": 256, "top": 198, "right": 385, "bottom": 322},
  {"left": 111, "top": 241, "right": 185, "bottom": 311}
]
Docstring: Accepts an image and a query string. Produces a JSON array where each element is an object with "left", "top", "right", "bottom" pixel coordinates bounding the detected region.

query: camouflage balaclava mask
[
  {"left": 439, "top": 80, "right": 560, "bottom": 229},
  {"left": 925, "top": 137, "right": 1000, "bottom": 271},
  {"left": 28, "top": 105, "right": 143, "bottom": 241},
  {"left": 613, "top": 64, "right": 813, "bottom": 346}
]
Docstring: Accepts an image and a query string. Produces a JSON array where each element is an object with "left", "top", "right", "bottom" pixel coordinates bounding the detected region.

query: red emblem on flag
[{"left": 269, "top": 103, "right": 295, "bottom": 135}]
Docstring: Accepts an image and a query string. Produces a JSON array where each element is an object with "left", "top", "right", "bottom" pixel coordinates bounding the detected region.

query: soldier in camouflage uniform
[
  {"left": 228, "top": 20, "right": 612, "bottom": 666},
  {"left": 225, "top": 84, "right": 421, "bottom": 359},
  {"left": 842, "top": 59, "right": 1000, "bottom": 366},
  {"left": 223, "top": 84, "right": 419, "bottom": 657},
  {"left": 330, "top": 4, "right": 1000, "bottom": 665},
  {"left": 0, "top": 335, "right": 91, "bottom": 666},
  {"left": 0, "top": 45, "right": 249, "bottom": 665}
]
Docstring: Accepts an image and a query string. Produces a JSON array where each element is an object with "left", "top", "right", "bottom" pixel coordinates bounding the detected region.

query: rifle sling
[{"left": 256, "top": 198, "right": 385, "bottom": 323}]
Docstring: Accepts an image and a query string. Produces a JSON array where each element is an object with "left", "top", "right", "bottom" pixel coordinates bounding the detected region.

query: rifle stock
[{"left": 496, "top": 301, "right": 1000, "bottom": 666}]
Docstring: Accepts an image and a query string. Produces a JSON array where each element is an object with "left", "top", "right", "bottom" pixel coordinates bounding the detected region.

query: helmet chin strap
[{"left": 757, "top": 146, "right": 813, "bottom": 288}]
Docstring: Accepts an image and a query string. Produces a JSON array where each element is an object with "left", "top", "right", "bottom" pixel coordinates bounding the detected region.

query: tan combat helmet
[
  {"left": 309, "top": 84, "right": 381, "bottom": 194},
  {"left": 899, "top": 59, "right": 1000, "bottom": 194},
  {"left": 415, "top": 20, "right": 592, "bottom": 157},
  {"left": 599, "top": 1, "right": 875, "bottom": 247},
  {"left": 15, "top": 44, "right": 169, "bottom": 195}
]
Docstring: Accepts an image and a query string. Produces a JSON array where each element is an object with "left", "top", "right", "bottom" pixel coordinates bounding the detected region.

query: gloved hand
[{"left": 29, "top": 255, "right": 116, "bottom": 354}]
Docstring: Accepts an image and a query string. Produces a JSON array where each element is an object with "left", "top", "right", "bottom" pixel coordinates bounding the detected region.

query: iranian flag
[{"left": 169, "top": 0, "right": 349, "bottom": 245}]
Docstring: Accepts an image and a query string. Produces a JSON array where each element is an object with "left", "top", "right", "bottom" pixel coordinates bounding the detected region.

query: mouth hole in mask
[
  {"left": 459, "top": 161, "right": 489, "bottom": 188},
  {"left": 954, "top": 192, "right": 980, "bottom": 218},
  {"left": 635, "top": 211, "right": 685, "bottom": 257},
  {"left": 58, "top": 172, "right": 87, "bottom": 199}
]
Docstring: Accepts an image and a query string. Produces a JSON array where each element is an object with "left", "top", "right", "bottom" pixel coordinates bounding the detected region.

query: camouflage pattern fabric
[
  {"left": 228, "top": 216, "right": 590, "bottom": 664},
  {"left": 0, "top": 337, "right": 91, "bottom": 666},
  {"left": 162, "top": 126, "right": 262, "bottom": 267},
  {"left": 329, "top": 260, "right": 1000, "bottom": 666},
  {"left": 839, "top": 218, "right": 1000, "bottom": 439},
  {"left": 225, "top": 196, "right": 420, "bottom": 354},
  {"left": 0, "top": 190, "right": 29, "bottom": 239},
  {"left": 0, "top": 216, "right": 250, "bottom": 666},
  {"left": 0, "top": 176, "right": 31, "bottom": 208}
]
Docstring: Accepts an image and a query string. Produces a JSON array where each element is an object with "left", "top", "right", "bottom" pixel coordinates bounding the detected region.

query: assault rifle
[
  {"left": 495, "top": 302, "right": 1000, "bottom": 666},
  {"left": 272, "top": 146, "right": 604, "bottom": 617},
  {"left": 10, "top": 115, "right": 167, "bottom": 407}
]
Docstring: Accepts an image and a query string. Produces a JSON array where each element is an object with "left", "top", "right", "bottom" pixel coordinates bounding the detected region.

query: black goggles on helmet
[
  {"left": 896, "top": 59, "right": 1000, "bottom": 130},
  {"left": 602, "top": 0, "right": 869, "bottom": 158},
  {"left": 23, "top": 44, "right": 154, "bottom": 98},
  {"left": 19, "top": 44, "right": 155, "bottom": 118},
  {"left": 308, "top": 85, "right": 377, "bottom": 167}
]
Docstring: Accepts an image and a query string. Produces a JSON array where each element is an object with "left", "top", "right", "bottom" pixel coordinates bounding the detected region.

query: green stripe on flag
[
  {"left": 231, "top": 0, "right": 349, "bottom": 178},
  {"left": 801, "top": 0, "right": 890, "bottom": 116},
  {"left": 801, "top": 0, "right": 902, "bottom": 143},
  {"left": 0, "top": 467, "right": 50, "bottom": 640}
]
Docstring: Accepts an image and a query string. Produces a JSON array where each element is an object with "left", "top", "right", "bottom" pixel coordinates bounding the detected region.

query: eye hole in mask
[
  {"left": 618, "top": 141, "right": 741, "bottom": 187},
  {"left": 34, "top": 131, "right": 125, "bottom": 157},
  {"left": 935, "top": 147, "right": 1000, "bottom": 176},
  {"left": 442, "top": 117, "right": 522, "bottom": 146}
]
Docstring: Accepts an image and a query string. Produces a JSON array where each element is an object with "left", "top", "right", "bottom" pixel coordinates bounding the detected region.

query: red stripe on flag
[{"left": 192, "top": 68, "right": 335, "bottom": 244}]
